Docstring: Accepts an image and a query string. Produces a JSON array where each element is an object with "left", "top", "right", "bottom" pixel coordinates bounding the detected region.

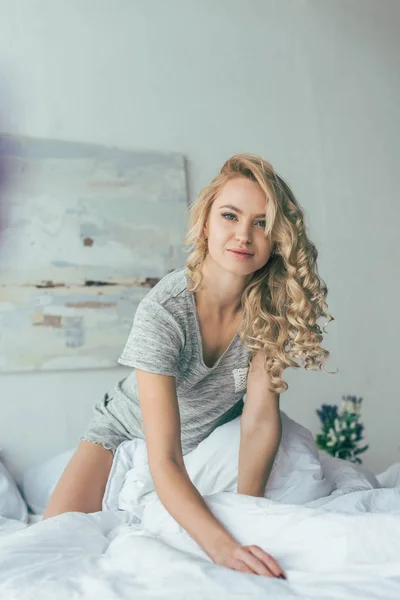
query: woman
[{"left": 44, "top": 153, "right": 333, "bottom": 580}]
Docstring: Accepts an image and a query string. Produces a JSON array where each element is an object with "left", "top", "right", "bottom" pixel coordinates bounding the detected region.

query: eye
[
  {"left": 221, "top": 212, "right": 237, "bottom": 221},
  {"left": 222, "top": 213, "right": 266, "bottom": 229},
  {"left": 221, "top": 213, "right": 266, "bottom": 228}
]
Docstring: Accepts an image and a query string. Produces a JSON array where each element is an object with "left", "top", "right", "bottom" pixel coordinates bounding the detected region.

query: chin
[{"left": 220, "top": 260, "right": 257, "bottom": 277}]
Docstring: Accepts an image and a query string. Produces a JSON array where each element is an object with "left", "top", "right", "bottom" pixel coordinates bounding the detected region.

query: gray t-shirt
[{"left": 84, "top": 267, "right": 252, "bottom": 455}]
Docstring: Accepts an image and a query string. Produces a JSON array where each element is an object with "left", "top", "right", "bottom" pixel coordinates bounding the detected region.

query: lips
[{"left": 228, "top": 249, "right": 254, "bottom": 256}]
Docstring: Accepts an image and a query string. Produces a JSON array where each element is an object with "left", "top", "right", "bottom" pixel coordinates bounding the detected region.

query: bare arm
[
  {"left": 237, "top": 350, "right": 282, "bottom": 497},
  {"left": 136, "top": 368, "right": 286, "bottom": 578},
  {"left": 136, "top": 369, "right": 236, "bottom": 560}
]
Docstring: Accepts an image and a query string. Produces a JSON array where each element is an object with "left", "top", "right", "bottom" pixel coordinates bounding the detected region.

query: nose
[{"left": 235, "top": 222, "right": 252, "bottom": 245}]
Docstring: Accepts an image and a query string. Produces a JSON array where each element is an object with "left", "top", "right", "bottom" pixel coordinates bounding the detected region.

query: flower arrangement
[{"left": 315, "top": 395, "right": 369, "bottom": 464}]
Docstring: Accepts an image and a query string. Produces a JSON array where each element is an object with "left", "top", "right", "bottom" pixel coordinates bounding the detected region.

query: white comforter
[{"left": 0, "top": 437, "right": 399, "bottom": 599}]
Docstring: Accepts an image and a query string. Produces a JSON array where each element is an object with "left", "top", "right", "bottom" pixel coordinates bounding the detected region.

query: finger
[
  {"left": 228, "top": 558, "right": 254, "bottom": 575},
  {"left": 249, "top": 547, "right": 286, "bottom": 579},
  {"left": 236, "top": 548, "right": 275, "bottom": 577},
  {"left": 247, "top": 546, "right": 287, "bottom": 579}
]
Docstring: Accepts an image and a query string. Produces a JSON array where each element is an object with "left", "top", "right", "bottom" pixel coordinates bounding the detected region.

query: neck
[{"left": 194, "top": 257, "right": 251, "bottom": 319}]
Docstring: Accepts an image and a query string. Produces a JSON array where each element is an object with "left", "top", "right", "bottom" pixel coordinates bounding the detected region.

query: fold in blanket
[{"left": 0, "top": 414, "right": 399, "bottom": 599}]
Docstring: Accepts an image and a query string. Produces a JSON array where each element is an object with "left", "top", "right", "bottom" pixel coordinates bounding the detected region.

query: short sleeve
[{"left": 118, "top": 300, "right": 183, "bottom": 376}]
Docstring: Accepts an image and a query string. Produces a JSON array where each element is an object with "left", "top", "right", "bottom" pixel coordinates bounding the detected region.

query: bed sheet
[{"left": 0, "top": 460, "right": 399, "bottom": 600}]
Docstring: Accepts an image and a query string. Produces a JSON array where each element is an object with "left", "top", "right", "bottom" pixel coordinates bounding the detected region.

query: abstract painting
[{"left": 0, "top": 135, "right": 188, "bottom": 372}]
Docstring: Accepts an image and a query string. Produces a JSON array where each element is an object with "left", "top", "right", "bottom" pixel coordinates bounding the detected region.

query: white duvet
[{"left": 1, "top": 414, "right": 400, "bottom": 600}]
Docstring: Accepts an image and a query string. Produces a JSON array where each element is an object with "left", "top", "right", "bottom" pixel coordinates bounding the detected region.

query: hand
[{"left": 212, "top": 541, "right": 287, "bottom": 579}]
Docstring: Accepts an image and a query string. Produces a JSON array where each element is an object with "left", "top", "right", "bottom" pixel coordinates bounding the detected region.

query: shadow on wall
[{"left": 0, "top": 131, "right": 20, "bottom": 247}]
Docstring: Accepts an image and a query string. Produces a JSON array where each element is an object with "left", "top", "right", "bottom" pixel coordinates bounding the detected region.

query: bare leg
[{"left": 42, "top": 440, "right": 114, "bottom": 520}]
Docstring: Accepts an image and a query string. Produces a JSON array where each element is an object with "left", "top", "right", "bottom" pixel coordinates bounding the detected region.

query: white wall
[{"left": 0, "top": 0, "right": 399, "bottom": 478}]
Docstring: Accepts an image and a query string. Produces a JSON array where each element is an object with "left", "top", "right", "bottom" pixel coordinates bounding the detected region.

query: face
[{"left": 203, "top": 177, "right": 274, "bottom": 276}]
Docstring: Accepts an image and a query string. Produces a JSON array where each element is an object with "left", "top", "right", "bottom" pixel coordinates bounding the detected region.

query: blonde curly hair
[{"left": 183, "top": 153, "right": 336, "bottom": 394}]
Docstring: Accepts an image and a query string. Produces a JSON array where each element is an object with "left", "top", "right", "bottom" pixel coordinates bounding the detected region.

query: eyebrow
[{"left": 218, "top": 204, "right": 266, "bottom": 219}]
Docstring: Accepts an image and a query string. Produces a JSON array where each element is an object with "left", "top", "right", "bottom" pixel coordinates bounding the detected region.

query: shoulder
[
  {"left": 135, "top": 267, "right": 189, "bottom": 340},
  {"left": 119, "top": 269, "right": 188, "bottom": 368},
  {"left": 143, "top": 266, "right": 188, "bottom": 307}
]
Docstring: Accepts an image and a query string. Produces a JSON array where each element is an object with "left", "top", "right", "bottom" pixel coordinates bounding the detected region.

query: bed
[{"left": 1, "top": 412, "right": 399, "bottom": 599}]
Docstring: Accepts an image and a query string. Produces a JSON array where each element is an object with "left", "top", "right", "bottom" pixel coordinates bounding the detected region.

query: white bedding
[{"left": 0, "top": 417, "right": 399, "bottom": 600}]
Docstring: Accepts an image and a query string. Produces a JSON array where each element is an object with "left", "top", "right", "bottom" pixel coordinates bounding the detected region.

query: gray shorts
[
  {"left": 81, "top": 382, "right": 244, "bottom": 456},
  {"left": 80, "top": 390, "right": 144, "bottom": 455}
]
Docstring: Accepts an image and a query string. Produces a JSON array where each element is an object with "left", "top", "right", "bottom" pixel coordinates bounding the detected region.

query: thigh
[{"left": 43, "top": 440, "right": 114, "bottom": 519}]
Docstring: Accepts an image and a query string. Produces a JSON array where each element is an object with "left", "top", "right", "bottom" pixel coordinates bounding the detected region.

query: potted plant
[{"left": 315, "top": 395, "right": 369, "bottom": 464}]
